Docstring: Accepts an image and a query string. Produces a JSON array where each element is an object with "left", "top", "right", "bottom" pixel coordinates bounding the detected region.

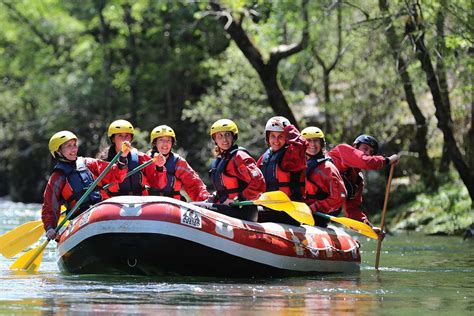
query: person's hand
[
  {"left": 120, "top": 141, "right": 132, "bottom": 157},
  {"left": 388, "top": 154, "right": 400, "bottom": 165},
  {"left": 46, "top": 228, "right": 57, "bottom": 240},
  {"left": 372, "top": 226, "right": 386, "bottom": 240},
  {"left": 222, "top": 198, "right": 235, "bottom": 205},
  {"left": 204, "top": 194, "right": 215, "bottom": 203},
  {"left": 153, "top": 153, "right": 166, "bottom": 168}
]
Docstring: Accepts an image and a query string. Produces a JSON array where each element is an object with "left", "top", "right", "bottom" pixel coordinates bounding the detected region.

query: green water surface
[{"left": 0, "top": 199, "right": 472, "bottom": 315}]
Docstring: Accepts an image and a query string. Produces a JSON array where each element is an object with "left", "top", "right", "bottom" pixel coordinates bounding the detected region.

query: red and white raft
[{"left": 56, "top": 196, "right": 361, "bottom": 276}]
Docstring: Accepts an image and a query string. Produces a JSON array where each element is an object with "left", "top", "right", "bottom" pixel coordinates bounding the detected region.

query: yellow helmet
[
  {"left": 301, "top": 126, "right": 325, "bottom": 141},
  {"left": 210, "top": 119, "right": 239, "bottom": 140},
  {"left": 107, "top": 119, "right": 134, "bottom": 138},
  {"left": 150, "top": 125, "right": 176, "bottom": 144},
  {"left": 48, "top": 131, "right": 77, "bottom": 158}
]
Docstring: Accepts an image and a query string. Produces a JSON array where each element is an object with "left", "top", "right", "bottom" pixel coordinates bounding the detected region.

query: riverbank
[{"left": 375, "top": 179, "right": 473, "bottom": 236}]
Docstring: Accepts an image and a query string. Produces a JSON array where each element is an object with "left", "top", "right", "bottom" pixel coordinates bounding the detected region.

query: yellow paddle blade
[
  {"left": 0, "top": 220, "right": 42, "bottom": 249},
  {"left": 292, "top": 201, "right": 315, "bottom": 226},
  {"left": 257, "top": 201, "right": 296, "bottom": 212},
  {"left": 258, "top": 191, "right": 291, "bottom": 203},
  {"left": 10, "top": 241, "right": 48, "bottom": 272},
  {"left": 1, "top": 223, "right": 44, "bottom": 258},
  {"left": 253, "top": 191, "right": 315, "bottom": 226},
  {"left": 330, "top": 216, "right": 378, "bottom": 240}
]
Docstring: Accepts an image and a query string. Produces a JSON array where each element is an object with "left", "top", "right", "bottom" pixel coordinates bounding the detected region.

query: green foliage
[
  {"left": 182, "top": 45, "right": 274, "bottom": 181},
  {"left": 391, "top": 179, "right": 473, "bottom": 235}
]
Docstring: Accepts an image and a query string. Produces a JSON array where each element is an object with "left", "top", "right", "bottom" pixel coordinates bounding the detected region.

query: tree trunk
[
  {"left": 411, "top": 24, "right": 474, "bottom": 202},
  {"left": 378, "top": 0, "right": 438, "bottom": 189},
  {"left": 323, "top": 71, "right": 332, "bottom": 134},
  {"left": 435, "top": 0, "right": 451, "bottom": 173}
]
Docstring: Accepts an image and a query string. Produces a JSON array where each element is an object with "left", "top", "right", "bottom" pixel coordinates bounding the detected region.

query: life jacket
[
  {"left": 148, "top": 153, "right": 183, "bottom": 200},
  {"left": 259, "top": 147, "right": 304, "bottom": 201},
  {"left": 53, "top": 157, "right": 102, "bottom": 216},
  {"left": 305, "top": 155, "right": 331, "bottom": 200},
  {"left": 209, "top": 146, "right": 249, "bottom": 203},
  {"left": 340, "top": 168, "right": 364, "bottom": 200},
  {"left": 107, "top": 151, "right": 143, "bottom": 196}
]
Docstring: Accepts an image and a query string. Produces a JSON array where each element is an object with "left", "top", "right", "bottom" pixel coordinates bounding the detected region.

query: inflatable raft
[{"left": 56, "top": 196, "right": 361, "bottom": 276}]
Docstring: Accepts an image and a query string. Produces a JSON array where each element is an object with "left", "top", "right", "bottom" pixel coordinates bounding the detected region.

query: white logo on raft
[
  {"left": 78, "top": 210, "right": 93, "bottom": 228},
  {"left": 181, "top": 208, "right": 202, "bottom": 228},
  {"left": 120, "top": 204, "right": 142, "bottom": 216}
]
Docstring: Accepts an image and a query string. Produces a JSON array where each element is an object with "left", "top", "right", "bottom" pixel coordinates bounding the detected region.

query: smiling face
[
  {"left": 112, "top": 133, "right": 133, "bottom": 152},
  {"left": 306, "top": 138, "right": 322, "bottom": 156},
  {"left": 213, "top": 131, "right": 234, "bottom": 151},
  {"left": 268, "top": 131, "right": 285, "bottom": 151},
  {"left": 357, "top": 143, "right": 376, "bottom": 156},
  {"left": 59, "top": 139, "right": 78, "bottom": 161},
  {"left": 156, "top": 136, "right": 173, "bottom": 156}
]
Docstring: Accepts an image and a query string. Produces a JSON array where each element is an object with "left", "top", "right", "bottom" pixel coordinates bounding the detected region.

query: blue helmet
[{"left": 353, "top": 134, "right": 379, "bottom": 154}]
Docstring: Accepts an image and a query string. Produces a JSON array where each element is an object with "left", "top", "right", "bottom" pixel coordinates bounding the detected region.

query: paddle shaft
[
  {"left": 20, "top": 148, "right": 124, "bottom": 270},
  {"left": 103, "top": 157, "right": 154, "bottom": 190},
  {"left": 375, "top": 163, "right": 395, "bottom": 270}
]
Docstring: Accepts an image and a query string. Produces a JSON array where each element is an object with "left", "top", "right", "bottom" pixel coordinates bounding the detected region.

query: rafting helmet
[
  {"left": 301, "top": 126, "right": 325, "bottom": 147},
  {"left": 49, "top": 130, "right": 78, "bottom": 158},
  {"left": 353, "top": 134, "right": 379, "bottom": 154},
  {"left": 150, "top": 125, "right": 176, "bottom": 144},
  {"left": 210, "top": 119, "right": 239, "bottom": 141},
  {"left": 265, "top": 116, "right": 291, "bottom": 133},
  {"left": 301, "top": 126, "right": 325, "bottom": 141},
  {"left": 107, "top": 119, "right": 134, "bottom": 139}
]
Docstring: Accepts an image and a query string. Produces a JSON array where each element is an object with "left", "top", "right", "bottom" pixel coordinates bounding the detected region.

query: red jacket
[
  {"left": 148, "top": 153, "right": 210, "bottom": 201},
  {"left": 304, "top": 155, "right": 347, "bottom": 214},
  {"left": 328, "top": 144, "right": 388, "bottom": 223},
  {"left": 42, "top": 157, "right": 128, "bottom": 231},
  {"left": 211, "top": 146, "right": 265, "bottom": 202},
  {"left": 257, "top": 125, "right": 307, "bottom": 199},
  {"left": 103, "top": 150, "right": 166, "bottom": 197}
]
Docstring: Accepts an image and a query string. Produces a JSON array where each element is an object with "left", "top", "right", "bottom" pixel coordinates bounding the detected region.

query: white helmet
[{"left": 265, "top": 116, "right": 291, "bottom": 133}]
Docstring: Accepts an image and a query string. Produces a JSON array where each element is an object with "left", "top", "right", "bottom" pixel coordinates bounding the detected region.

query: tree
[
  {"left": 404, "top": 0, "right": 473, "bottom": 202},
  {"left": 205, "top": 0, "right": 310, "bottom": 127},
  {"left": 379, "top": 0, "right": 437, "bottom": 189}
]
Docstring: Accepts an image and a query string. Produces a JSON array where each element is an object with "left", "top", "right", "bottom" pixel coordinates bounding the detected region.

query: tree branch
[{"left": 269, "top": 0, "right": 309, "bottom": 65}]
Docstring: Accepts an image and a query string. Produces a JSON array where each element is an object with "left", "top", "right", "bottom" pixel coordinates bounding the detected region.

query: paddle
[
  {"left": 0, "top": 213, "right": 65, "bottom": 258},
  {"left": 375, "top": 163, "right": 395, "bottom": 270},
  {"left": 201, "top": 190, "right": 377, "bottom": 238},
  {"left": 314, "top": 212, "right": 378, "bottom": 239},
  {"left": 231, "top": 191, "right": 315, "bottom": 226},
  {"left": 1, "top": 157, "right": 154, "bottom": 259},
  {"left": 10, "top": 144, "right": 126, "bottom": 272}
]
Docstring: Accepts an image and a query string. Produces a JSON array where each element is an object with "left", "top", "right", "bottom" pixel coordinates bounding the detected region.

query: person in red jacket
[
  {"left": 42, "top": 130, "right": 131, "bottom": 240},
  {"left": 257, "top": 116, "right": 307, "bottom": 201},
  {"left": 98, "top": 119, "right": 166, "bottom": 197},
  {"left": 208, "top": 119, "right": 265, "bottom": 221},
  {"left": 301, "top": 126, "right": 347, "bottom": 227},
  {"left": 148, "top": 125, "right": 210, "bottom": 201},
  {"left": 328, "top": 134, "right": 399, "bottom": 236}
]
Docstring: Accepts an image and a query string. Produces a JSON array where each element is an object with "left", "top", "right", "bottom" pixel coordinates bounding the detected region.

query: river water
[{"left": 0, "top": 199, "right": 472, "bottom": 315}]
